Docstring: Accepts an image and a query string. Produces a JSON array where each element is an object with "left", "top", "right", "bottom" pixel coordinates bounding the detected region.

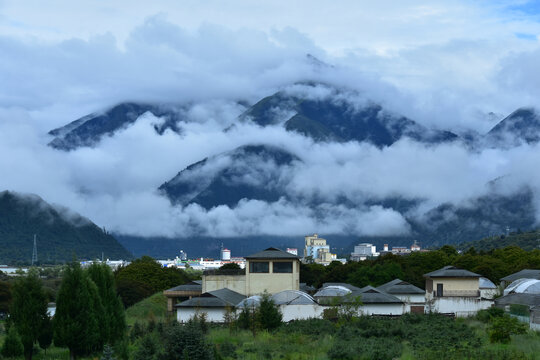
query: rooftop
[
  {"left": 500, "top": 269, "right": 540, "bottom": 282},
  {"left": 377, "top": 279, "right": 424, "bottom": 294},
  {"left": 245, "top": 247, "right": 300, "bottom": 260},
  {"left": 424, "top": 266, "right": 481, "bottom": 278},
  {"left": 348, "top": 286, "right": 403, "bottom": 304},
  {"left": 177, "top": 288, "right": 245, "bottom": 308}
]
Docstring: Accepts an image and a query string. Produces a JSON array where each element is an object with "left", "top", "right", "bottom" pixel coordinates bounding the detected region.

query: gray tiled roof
[
  {"left": 500, "top": 269, "right": 540, "bottom": 282},
  {"left": 322, "top": 283, "right": 361, "bottom": 291},
  {"left": 177, "top": 288, "right": 245, "bottom": 308},
  {"left": 495, "top": 293, "right": 540, "bottom": 307},
  {"left": 377, "top": 279, "right": 425, "bottom": 294},
  {"left": 245, "top": 247, "right": 300, "bottom": 260},
  {"left": 346, "top": 286, "right": 403, "bottom": 304},
  {"left": 165, "top": 281, "right": 202, "bottom": 292},
  {"left": 424, "top": 266, "right": 481, "bottom": 278}
]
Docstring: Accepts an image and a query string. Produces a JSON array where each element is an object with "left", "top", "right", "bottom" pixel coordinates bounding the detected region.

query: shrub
[
  {"left": 476, "top": 307, "right": 505, "bottom": 323},
  {"left": 1, "top": 326, "right": 24, "bottom": 358},
  {"left": 489, "top": 316, "right": 527, "bottom": 343}
]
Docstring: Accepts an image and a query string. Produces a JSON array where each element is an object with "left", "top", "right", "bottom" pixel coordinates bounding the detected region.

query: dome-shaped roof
[
  {"left": 271, "top": 290, "right": 317, "bottom": 305},
  {"left": 313, "top": 285, "right": 352, "bottom": 297},
  {"left": 236, "top": 295, "right": 262, "bottom": 308},
  {"left": 479, "top": 277, "right": 496, "bottom": 289},
  {"left": 504, "top": 278, "right": 540, "bottom": 295}
]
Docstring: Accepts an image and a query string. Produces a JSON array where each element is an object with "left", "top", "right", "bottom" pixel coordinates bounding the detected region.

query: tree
[
  {"left": 87, "top": 263, "right": 126, "bottom": 345},
  {"left": 54, "top": 261, "right": 105, "bottom": 359},
  {"left": 1, "top": 326, "right": 24, "bottom": 358},
  {"left": 257, "top": 293, "right": 282, "bottom": 331},
  {"left": 219, "top": 262, "right": 241, "bottom": 270},
  {"left": 9, "top": 269, "right": 50, "bottom": 360}
]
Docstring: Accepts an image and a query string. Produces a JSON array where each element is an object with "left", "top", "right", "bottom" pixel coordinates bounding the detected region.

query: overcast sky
[{"left": 1, "top": 1, "right": 540, "bottom": 238}]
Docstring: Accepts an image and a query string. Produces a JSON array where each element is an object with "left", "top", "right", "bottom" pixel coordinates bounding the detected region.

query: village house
[{"left": 424, "top": 266, "right": 493, "bottom": 317}]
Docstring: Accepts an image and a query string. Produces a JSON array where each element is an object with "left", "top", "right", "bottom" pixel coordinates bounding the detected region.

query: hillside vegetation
[
  {"left": 0, "top": 191, "right": 132, "bottom": 264},
  {"left": 459, "top": 229, "right": 540, "bottom": 252}
]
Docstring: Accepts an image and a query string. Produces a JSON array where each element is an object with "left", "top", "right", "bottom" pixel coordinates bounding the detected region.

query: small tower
[{"left": 31, "top": 234, "right": 38, "bottom": 266}]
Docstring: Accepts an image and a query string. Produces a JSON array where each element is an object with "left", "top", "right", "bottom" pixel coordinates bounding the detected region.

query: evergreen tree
[
  {"left": 87, "top": 263, "right": 126, "bottom": 345},
  {"left": 9, "top": 269, "right": 50, "bottom": 360},
  {"left": 100, "top": 344, "right": 116, "bottom": 360},
  {"left": 54, "top": 261, "right": 105, "bottom": 359},
  {"left": 257, "top": 293, "right": 282, "bottom": 331},
  {"left": 1, "top": 326, "right": 24, "bottom": 358}
]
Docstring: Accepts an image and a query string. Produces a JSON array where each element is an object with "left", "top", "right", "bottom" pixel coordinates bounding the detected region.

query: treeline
[
  {"left": 2, "top": 263, "right": 125, "bottom": 360},
  {"left": 458, "top": 228, "right": 540, "bottom": 251},
  {"left": 301, "top": 245, "right": 540, "bottom": 289}
]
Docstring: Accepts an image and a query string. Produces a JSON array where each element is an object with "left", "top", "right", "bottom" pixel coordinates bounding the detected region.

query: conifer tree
[
  {"left": 87, "top": 263, "right": 126, "bottom": 345},
  {"left": 1, "top": 326, "right": 24, "bottom": 358},
  {"left": 10, "top": 268, "right": 50, "bottom": 360},
  {"left": 54, "top": 261, "right": 105, "bottom": 360}
]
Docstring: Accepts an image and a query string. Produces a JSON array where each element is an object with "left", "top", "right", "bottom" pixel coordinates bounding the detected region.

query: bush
[
  {"left": 257, "top": 293, "right": 282, "bottom": 331},
  {"left": 489, "top": 316, "right": 527, "bottom": 343},
  {"left": 1, "top": 326, "right": 24, "bottom": 358},
  {"left": 476, "top": 307, "right": 505, "bottom": 323}
]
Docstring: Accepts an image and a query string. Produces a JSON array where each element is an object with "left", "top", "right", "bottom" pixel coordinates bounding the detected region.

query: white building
[{"left": 350, "top": 243, "right": 379, "bottom": 261}]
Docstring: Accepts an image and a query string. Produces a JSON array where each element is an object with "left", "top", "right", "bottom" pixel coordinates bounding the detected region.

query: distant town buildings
[
  {"left": 303, "top": 234, "right": 340, "bottom": 265},
  {"left": 351, "top": 241, "right": 424, "bottom": 261}
]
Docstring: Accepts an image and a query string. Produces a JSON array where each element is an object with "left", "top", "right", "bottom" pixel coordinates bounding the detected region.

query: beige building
[
  {"left": 203, "top": 247, "right": 300, "bottom": 296},
  {"left": 424, "top": 266, "right": 481, "bottom": 299},
  {"left": 304, "top": 234, "right": 336, "bottom": 264}
]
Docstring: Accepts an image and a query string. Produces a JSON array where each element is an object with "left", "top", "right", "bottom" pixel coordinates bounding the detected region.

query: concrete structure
[
  {"left": 349, "top": 286, "right": 406, "bottom": 316},
  {"left": 176, "top": 288, "right": 245, "bottom": 323},
  {"left": 350, "top": 243, "right": 378, "bottom": 261},
  {"left": 163, "top": 281, "right": 202, "bottom": 313},
  {"left": 202, "top": 247, "right": 300, "bottom": 296},
  {"left": 221, "top": 248, "right": 231, "bottom": 261},
  {"left": 304, "top": 234, "right": 337, "bottom": 264},
  {"left": 424, "top": 266, "right": 492, "bottom": 316},
  {"left": 479, "top": 277, "right": 498, "bottom": 299}
]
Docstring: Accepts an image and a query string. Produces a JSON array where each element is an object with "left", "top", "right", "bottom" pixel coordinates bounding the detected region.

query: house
[
  {"left": 163, "top": 281, "right": 202, "bottom": 313},
  {"left": 377, "top": 279, "right": 425, "bottom": 313},
  {"left": 203, "top": 247, "right": 300, "bottom": 296},
  {"left": 500, "top": 269, "right": 540, "bottom": 288},
  {"left": 176, "top": 288, "right": 245, "bottom": 322},
  {"left": 424, "top": 266, "right": 493, "bottom": 316},
  {"left": 347, "top": 286, "right": 405, "bottom": 316}
]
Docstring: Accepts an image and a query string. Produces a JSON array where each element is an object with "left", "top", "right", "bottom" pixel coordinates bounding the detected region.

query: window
[
  {"left": 273, "top": 261, "right": 293, "bottom": 273},
  {"left": 250, "top": 261, "right": 269, "bottom": 273}
]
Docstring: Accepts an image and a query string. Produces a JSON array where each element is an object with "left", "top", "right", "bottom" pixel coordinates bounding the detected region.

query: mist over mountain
[
  {"left": 36, "top": 81, "right": 540, "bottom": 256},
  {"left": 0, "top": 191, "right": 131, "bottom": 263}
]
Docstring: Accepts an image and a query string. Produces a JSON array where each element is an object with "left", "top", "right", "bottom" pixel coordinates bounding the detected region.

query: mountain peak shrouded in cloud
[
  {"left": 240, "top": 83, "right": 459, "bottom": 147},
  {"left": 48, "top": 102, "right": 183, "bottom": 150},
  {"left": 159, "top": 144, "right": 300, "bottom": 209},
  {"left": 485, "top": 107, "right": 540, "bottom": 147}
]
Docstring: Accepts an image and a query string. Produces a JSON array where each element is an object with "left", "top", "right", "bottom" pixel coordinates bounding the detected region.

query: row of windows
[{"left": 249, "top": 261, "right": 293, "bottom": 273}]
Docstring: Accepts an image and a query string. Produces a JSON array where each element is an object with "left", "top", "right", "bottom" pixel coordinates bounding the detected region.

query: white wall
[
  {"left": 427, "top": 298, "right": 493, "bottom": 317},
  {"left": 177, "top": 308, "right": 227, "bottom": 323},
  {"left": 357, "top": 304, "right": 406, "bottom": 316},
  {"left": 480, "top": 288, "right": 498, "bottom": 299},
  {"left": 394, "top": 294, "right": 425, "bottom": 304},
  {"left": 279, "top": 305, "right": 325, "bottom": 322}
]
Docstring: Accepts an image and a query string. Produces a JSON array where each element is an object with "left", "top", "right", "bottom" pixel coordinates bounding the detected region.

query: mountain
[
  {"left": 0, "top": 191, "right": 132, "bottom": 264},
  {"left": 48, "top": 102, "right": 182, "bottom": 150},
  {"left": 485, "top": 107, "right": 540, "bottom": 147},
  {"left": 159, "top": 144, "right": 299, "bottom": 208},
  {"left": 457, "top": 228, "right": 540, "bottom": 252},
  {"left": 240, "top": 85, "right": 458, "bottom": 147}
]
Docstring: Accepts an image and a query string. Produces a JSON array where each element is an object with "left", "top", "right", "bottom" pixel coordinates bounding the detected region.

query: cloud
[{"left": 1, "top": 2, "right": 540, "bottom": 241}]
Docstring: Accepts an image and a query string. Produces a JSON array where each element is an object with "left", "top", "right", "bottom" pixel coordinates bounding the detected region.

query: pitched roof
[
  {"left": 165, "top": 281, "right": 203, "bottom": 292},
  {"left": 500, "top": 269, "right": 540, "bottom": 282},
  {"left": 346, "top": 286, "right": 403, "bottom": 304},
  {"left": 423, "top": 266, "right": 481, "bottom": 278},
  {"left": 177, "top": 288, "right": 245, "bottom": 308},
  {"left": 245, "top": 247, "right": 299, "bottom": 260},
  {"left": 495, "top": 293, "right": 540, "bottom": 307},
  {"left": 377, "top": 279, "right": 424, "bottom": 294}
]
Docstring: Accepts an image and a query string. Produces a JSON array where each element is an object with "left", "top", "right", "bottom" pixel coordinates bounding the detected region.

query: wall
[
  {"left": 427, "top": 297, "right": 493, "bottom": 317},
  {"left": 279, "top": 305, "right": 325, "bottom": 322},
  {"left": 394, "top": 294, "right": 425, "bottom": 304},
  {"left": 480, "top": 288, "right": 498, "bottom": 299},
  {"left": 357, "top": 303, "right": 406, "bottom": 316},
  {"left": 203, "top": 275, "right": 246, "bottom": 294},
  {"left": 177, "top": 308, "right": 227, "bottom": 323},
  {"left": 426, "top": 278, "right": 479, "bottom": 299},
  {"left": 245, "top": 260, "right": 300, "bottom": 296}
]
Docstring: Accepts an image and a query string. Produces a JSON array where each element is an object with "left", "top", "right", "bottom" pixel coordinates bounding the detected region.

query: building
[
  {"left": 411, "top": 240, "right": 421, "bottom": 252},
  {"left": 163, "top": 281, "right": 202, "bottom": 312},
  {"left": 202, "top": 247, "right": 300, "bottom": 296},
  {"left": 176, "top": 288, "right": 245, "bottom": 322},
  {"left": 424, "top": 266, "right": 493, "bottom": 317},
  {"left": 303, "top": 234, "right": 337, "bottom": 264},
  {"left": 350, "top": 243, "right": 378, "bottom": 261},
  {"left": 377, "top": 279, "right": 425, "bottom": 313},
  {"left": 500, "top": 269, "right": 540, "bottom": 288}
]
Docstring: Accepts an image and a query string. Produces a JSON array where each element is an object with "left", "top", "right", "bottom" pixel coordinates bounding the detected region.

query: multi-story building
[{"left": 350, "top": 243, "right": 379, "bottom": 261}]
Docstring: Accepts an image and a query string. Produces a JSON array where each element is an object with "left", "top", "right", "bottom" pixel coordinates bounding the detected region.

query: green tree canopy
[{"left": 10, "top": 268, "right": 50, "bottom": 360}]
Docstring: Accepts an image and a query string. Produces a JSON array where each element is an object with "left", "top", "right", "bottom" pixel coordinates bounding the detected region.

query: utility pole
[{"left": 31, "top": 234, "right": 38, "bottom": 266}]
